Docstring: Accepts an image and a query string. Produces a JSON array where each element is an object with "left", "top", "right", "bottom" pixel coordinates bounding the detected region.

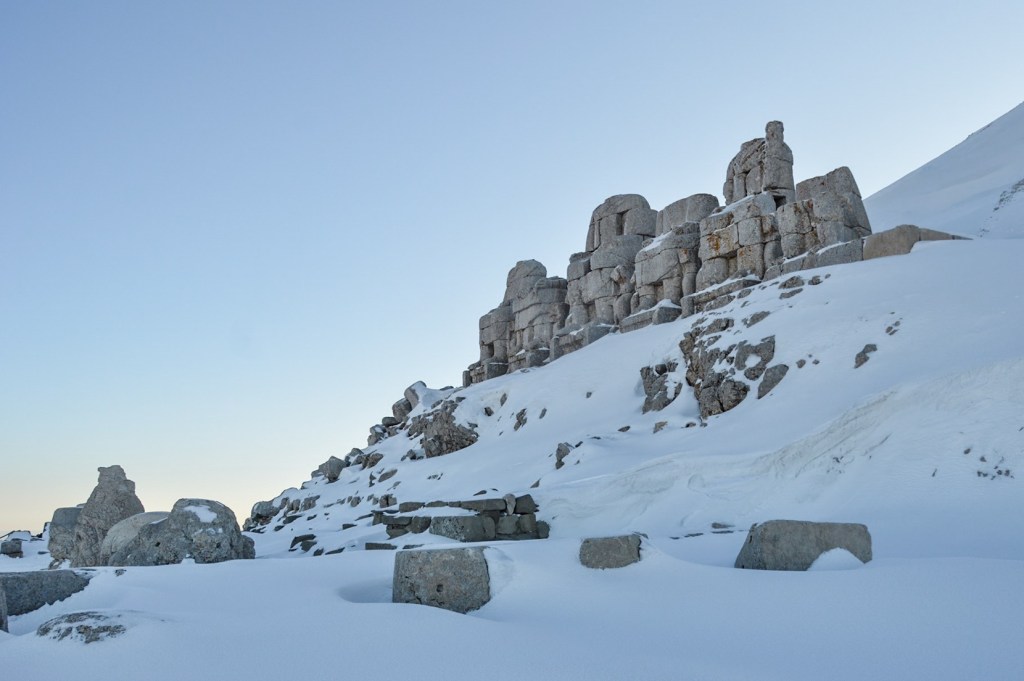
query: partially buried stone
[
  {"left": 393, "top": 547, "right": 491, "bottom": 613},
  {"left": 579, "top": 535, "right": 642, "bottom": 569}
]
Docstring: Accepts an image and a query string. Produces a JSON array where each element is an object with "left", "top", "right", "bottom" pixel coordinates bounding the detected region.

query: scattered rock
[
  {"left": 854, "top": 343, "right": 878, "bottom": 368},
  {"left": 393, "top": 547, "right": 491, "bottom": 614},
  {"left": 1, "top": 539, "right": 23, "bottom": 558},
  {"left": 429, "top": 516, "right": 496, "bottom": 543}
]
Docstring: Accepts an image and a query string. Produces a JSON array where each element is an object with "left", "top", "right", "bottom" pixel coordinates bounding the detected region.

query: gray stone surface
[
  {"left": 99, "top": 512, "right": 170, "bottom": 566},
  {"left": 0, "top": 570, "right": 92, "bottom": 616},
  {"left": 393, "top": 547, "right": 491, "bottom": 613},
  {"left": 110, "top": 498, "right": 254, "bottom": 566},
  {"left": 428, "top": 516, "right": 496, "bottom": 542},
  {"left": 70, "top": 465, "right": 146, "bottom": 567},
  {"left": 579, "top": 535, "right": 642, "bottom": 569},
  {"left": 734, "top": 519, "right": 872, "bottom": 571},
  {"left": 0, "top": 581, "right": 7, "bottom": 632},
  {"left": 47, "top": 506, "right": 83, "bottom": 565},
  {"left": 862, "top": 223, "right": 962, "bottom": 260},
  {"left": 318, "top": 455, "right": 348, "bottom": 482}
]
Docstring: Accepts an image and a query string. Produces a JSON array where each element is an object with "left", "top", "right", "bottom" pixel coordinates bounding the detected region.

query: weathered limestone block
[
  {"left": 567, "top": 252, "right": 591, "bottom": 281},
  {"left": 70, "top": 465, "right": 146, "bottom": 568},
  {"left": 110, "top": 498, "right": 254, "bottom": 566},
  {"left": 579, "top": 535, "right": 642, "bottom": 569},
  {"left": 47, "top": 507, "right": 82, "bottom": 565},
  {"left": 591, "top": 234, "right": 645, "bottom": 270},
  {"left": 862, "top": 224, "right": 963, "bottom": 260},
  {"left": 0, "top": 571, "right": 92, "bottom": 616},
  {"left": 624, "top": 206, "right": 657, "bottom": 237},
  {"left": 99, "top": 512, "right": 169, "bottom": 566},
  {"left": 795, "top": 166, "right": 872, "bottom": 245},
  {"left": 723, "top": 121, "right": 795, "bottom": 206},
  {"left": 734, "top": 519, "right": 872, "bottom": 571},
  {"left": 694, "top": 256, "right": 730, "bottom": 290},
  {"left": 393, "top": 547, "right": 491, "bottom": 613},
  {"left": 698, "top": 223, "right": 740, "bottom": 260},
  {"left": 657, "top": 193, "right": 720, "bottom": 235},
  {"left": 428, "top": 516, "right": 496, "bottom": 542},
  {"left": 816, "top": 239, "right": 864, "bottom": 268},
  {"left": 586, "top": 194, "right": 651, "bottom": 251}
]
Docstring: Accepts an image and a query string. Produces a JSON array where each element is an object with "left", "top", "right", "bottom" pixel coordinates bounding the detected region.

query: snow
[
  {"left": 181, "top": 504, "right": 217, "bottom": 523},
  {"left": 3, "top": 113, "right": 1024, "bottom": 680},
  {"left": 865, "top": 101, "right": 1024, "bottom": 238}
]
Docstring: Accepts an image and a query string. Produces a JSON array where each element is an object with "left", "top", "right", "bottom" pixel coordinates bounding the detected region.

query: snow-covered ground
[
  {"left": 4, "top": 108, "right": 1024, "bottom": 679},
  {"left": 865, "top": 101, "right": 1024, "bottom": 238}
]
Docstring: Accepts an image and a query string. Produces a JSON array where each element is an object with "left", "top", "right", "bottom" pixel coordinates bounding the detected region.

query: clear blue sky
[{"left": 2, "top": 1, "right": 1022, "bottom": 534}]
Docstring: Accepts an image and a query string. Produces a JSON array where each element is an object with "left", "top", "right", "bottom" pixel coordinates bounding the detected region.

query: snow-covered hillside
[
  {"left": 4, "top": 108, "right": 1024, "bottom": 679},
  {"left": 865, "top": 101, "right": 1024, "bottom": 238}
]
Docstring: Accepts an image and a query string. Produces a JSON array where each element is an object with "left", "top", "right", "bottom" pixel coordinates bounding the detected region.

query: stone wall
[{"left": 463, "top": 121, "right": 875, "bottom": 387}]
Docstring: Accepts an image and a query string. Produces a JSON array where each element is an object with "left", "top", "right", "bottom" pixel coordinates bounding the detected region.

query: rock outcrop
[
  {"left": 393, "top": 547, "right": 492, "bottom": 613},
  {"left": 70, "top": 465, "right": 145, "bottom": 567},
  {"left": 734, "top": 519, "right": 872, "bottom": 571},
  {"left": 464, "top": 121, "right": 875, "bottom": 386},
  {"left": 109, "top": 498, "right": 254, "bottom": 566}
]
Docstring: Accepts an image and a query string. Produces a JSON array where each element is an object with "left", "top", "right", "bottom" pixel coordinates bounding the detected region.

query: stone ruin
[{"left": 463, "top": 121, "right": 874, "bottom": 387}]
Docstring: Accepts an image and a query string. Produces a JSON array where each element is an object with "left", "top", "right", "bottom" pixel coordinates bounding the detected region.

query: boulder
[
  {"left": 734, "top": 519, "right": 872, "bottom": 571},
  {"left": 579, "top": 535, "right": 642, "bottom": 569},
  {"left": 0, "top": 570, "right": 92, "bottom": 616},
  {"left": 109, "top": 498, "right": 255, "bottom": 566},
  {"left": 47, "top": 506, "right": 82, "bottom": 565},
  {"left": 98, "top": 512, "right": 170, "bottom": 566},
  {"left": 393, "top": 547, "right": 491, "bottom": 613},
  {"left": 318, "top": 455, "right": 348, "bottom": 482},
  {"left": 70, "top": 465, "right": 146, "bottom": 567}
]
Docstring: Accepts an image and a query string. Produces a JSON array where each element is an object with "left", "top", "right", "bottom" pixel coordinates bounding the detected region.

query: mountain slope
[{"left": 865, "top": 101, "right": 1024, "bottom": 238}]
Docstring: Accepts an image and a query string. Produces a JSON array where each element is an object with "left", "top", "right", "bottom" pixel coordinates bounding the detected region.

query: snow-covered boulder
[
  {"left": 110, "top": 498, "right": 254, "bottom": 566},
  {"left": 734, "top": 520, "right": 872, "bottom": 571}
]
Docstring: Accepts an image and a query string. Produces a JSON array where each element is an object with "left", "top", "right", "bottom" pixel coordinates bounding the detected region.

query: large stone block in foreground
[
  {"left": 0, "top": 570, "right": 92, "bottom": 616},
  {"left": 579, "top": 535, "right": 642, "bottom": 569},
  {"left": 862, "top": 223, "right": 962, "bottom": 260},
  {"left": 393, "top": 547, "right": 491, "bottom": 613},
  {"left": 734, "top": 520, "right": 872, "bottom": 571}
]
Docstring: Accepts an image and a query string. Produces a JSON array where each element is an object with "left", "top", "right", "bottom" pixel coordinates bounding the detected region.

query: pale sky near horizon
[{"left": 3, "top": 1, "right": 1023, "bottom": 535}]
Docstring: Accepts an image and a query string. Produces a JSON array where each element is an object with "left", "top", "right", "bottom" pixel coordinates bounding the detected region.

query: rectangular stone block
[
  {"left": 695, "top": 257, "right": 730, "bottom": 291},
  {"left": 736, "top": 243, "right": 765, "bottom": 278},
  {"left": 698, "top": 224, "right": 739, "bottom": 260},
  {"left": 816, "top": 239, "right": 863, "bottom": 267},
  {"left": 776, "top": 199, "right": 814, "bottom": 236},
  {"left": 624, "top": 207, "right": 657, "bottom": 237},
  {"left": 567, "top": 256, "right": 591, "bottom": 281},
  {"left": 737, "top": 216, "right": 776, "bottom": 246}
]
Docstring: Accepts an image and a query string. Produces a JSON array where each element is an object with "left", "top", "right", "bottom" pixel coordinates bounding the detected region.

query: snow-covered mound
[
  {"left": 246, "top": 238, "right": 1023, "bottom": 563},
  {"left": 865, "top": 101, "right": 1024, "bottom": 238}
]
